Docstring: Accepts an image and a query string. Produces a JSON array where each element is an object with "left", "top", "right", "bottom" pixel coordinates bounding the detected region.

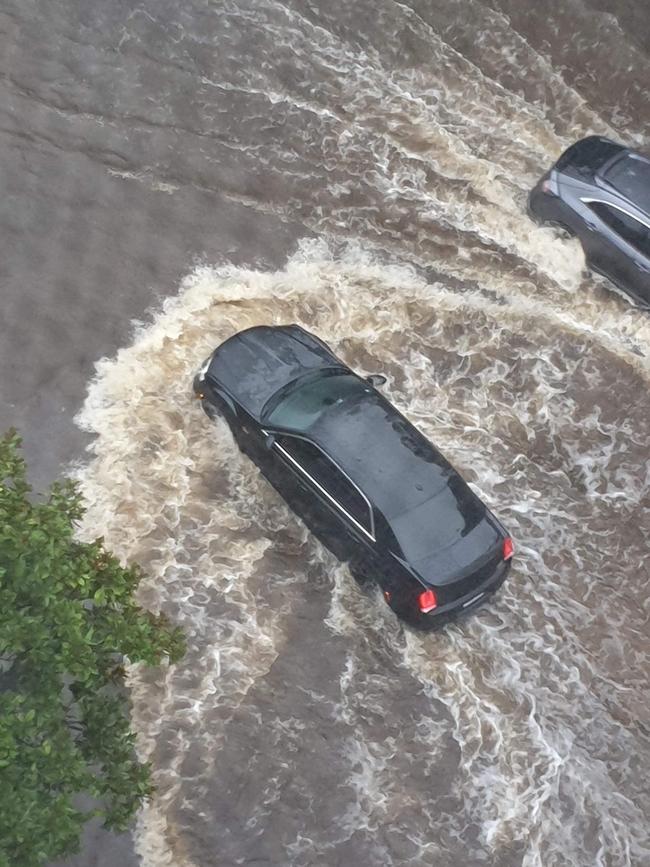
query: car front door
[
  {"left": 581, "top": 200, "right": 650, "bottom": 303},
  {"left": 575, "top": 198, "right": 627, "bottom": 286}
]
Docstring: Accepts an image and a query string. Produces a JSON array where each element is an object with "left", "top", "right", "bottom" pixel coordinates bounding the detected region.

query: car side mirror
[
  {"left": 264, "top": 433, "right": 276, "bottom": 450},
  {"left": 366, "top": 374, "right": 387, "bottom": 387}
]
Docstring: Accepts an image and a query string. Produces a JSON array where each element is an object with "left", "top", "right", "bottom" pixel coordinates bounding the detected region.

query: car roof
[
  {"left": 285, "top": 385, "right": 486, "bottom": 526},
  {"left": 207, "top": 325, "right": 344, "bottom": 418}
]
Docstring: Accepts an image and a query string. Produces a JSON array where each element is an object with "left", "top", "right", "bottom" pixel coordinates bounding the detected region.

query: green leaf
[{"left": 0, "top": 430, "right": 185, "bottom": 867}]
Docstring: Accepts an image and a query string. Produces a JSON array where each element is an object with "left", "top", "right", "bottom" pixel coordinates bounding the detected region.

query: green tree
[{"left": 0, "top": 430, "right": 184, "bottom": 867}]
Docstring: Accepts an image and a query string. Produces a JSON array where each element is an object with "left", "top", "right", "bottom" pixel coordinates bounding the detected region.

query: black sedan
[
  {"left": 528, "top": 135, "right": 650, "bottom": 308},
  {"left": 194, "top": 325, "right": 513, "bottom": 628}
]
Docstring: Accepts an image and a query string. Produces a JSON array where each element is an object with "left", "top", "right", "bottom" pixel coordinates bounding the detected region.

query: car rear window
[
  {"left": 603, "top": 154, "right": 650, "bottom": 215},
  {"left": 389, "top": 483, "right": 498, "bottom": 563}
]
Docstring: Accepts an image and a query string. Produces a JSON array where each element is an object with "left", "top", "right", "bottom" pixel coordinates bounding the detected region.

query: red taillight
[
  {"left": 541, "top": 175, "right": 558, "bottom": 196},
  {"left": 418, "top": 589, "right": 437, "bottom": 613},
  {"left": 503, "top": 537, "right": 514, "bottom": 560}
]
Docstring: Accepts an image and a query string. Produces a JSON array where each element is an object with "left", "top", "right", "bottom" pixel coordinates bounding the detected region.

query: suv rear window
[
  {"left": 556, "top": 137, "right": 622, "bottom": 176},
  {"left": 603, "top": 154, "right": 650, "bottom": 216}
]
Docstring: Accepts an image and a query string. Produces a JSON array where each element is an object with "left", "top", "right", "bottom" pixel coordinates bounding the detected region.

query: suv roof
[
  {"left": 554, "top": 136, "right": 650, "bottom": 218},
  {"left": 555, "top": 135, "right": 625, "bottom": 178}
]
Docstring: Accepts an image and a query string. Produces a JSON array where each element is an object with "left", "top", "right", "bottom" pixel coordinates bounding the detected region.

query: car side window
[
  {"left": 587, "top": 202, "right": 650, "bottom": 257},
  {"left": 274, "top": 435, "right": 373, "bottom": 536},
  {"left": 373, "top": 511, "right": 403, "bottom": 558}
]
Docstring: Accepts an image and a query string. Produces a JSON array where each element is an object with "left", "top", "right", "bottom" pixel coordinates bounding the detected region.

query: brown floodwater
[{"left": 68, "top": 1, "right": 649, "bottom": 865}]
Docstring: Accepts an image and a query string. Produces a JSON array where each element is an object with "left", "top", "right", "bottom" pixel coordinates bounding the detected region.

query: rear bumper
[
  {"left": 527, "top": 185, "right": 558, "bottom": 225},
  {"left": 414, "top": 558, "right": 511, "bottom": 631}
]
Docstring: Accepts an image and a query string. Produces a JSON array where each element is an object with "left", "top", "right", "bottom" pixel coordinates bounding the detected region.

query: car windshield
[
  {"left": 604, "top": 154, "right": 650, "bottom": 215},
  {"left": 263, "top": 369, "right": 370, "bottom": 431}
]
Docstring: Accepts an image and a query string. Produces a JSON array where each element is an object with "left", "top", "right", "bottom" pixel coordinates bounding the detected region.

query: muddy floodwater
[
  {"left": 78, "top": 255, "right": 650, "bottom": 867},
  {"left": 3, "top": 1, "right": 649, "bottom": 866}
]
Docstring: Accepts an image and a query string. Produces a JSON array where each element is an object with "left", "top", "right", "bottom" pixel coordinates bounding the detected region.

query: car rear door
[{"left": 269, "top": 433, "right": 376, "bottom": 549}]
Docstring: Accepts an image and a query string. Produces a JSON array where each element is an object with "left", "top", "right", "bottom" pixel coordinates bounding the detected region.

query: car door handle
[
  {"left": 637, "top": 261, "right": 650, "bottom": 273},
  {"left": 584, "top": 221, "right": 597, "bottom": 231}
]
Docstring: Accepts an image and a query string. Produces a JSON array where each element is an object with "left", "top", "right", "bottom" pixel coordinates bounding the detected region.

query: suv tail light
[
  {"left": 541, "top": 173, "right": 559, "bottom": 196},
  {"left": 503, "top": 537, "right": 514, "bottom": 560},
  {"left": 418, "top": 589, "right": 437, "bottom": 613}
]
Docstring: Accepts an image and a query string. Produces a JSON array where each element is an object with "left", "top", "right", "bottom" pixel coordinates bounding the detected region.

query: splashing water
[{"left": 72, "top": 0, "right": 650, "bottom": 864}]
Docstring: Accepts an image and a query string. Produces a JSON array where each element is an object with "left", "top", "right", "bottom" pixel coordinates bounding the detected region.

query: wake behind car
[
  {"left": 528, "top": 135, "right": 650, "bottom": 308},
  {"left": 194, "top": 325, "right": 513, "bottom": 628}
]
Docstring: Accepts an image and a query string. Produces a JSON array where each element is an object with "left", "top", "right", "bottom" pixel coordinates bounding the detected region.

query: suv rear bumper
[{"left": 527, "top": 184, "right": 558, "bottom": 224}]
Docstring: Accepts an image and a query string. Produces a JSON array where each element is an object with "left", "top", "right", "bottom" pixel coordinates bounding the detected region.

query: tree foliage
[{"left": 0, "top": 431, "right": 184, "bottom": 867}]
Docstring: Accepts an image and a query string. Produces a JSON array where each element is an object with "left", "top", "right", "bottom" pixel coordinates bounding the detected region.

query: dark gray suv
[{"left": 528, "top": 136, "right": 650, "bottom": 308}]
